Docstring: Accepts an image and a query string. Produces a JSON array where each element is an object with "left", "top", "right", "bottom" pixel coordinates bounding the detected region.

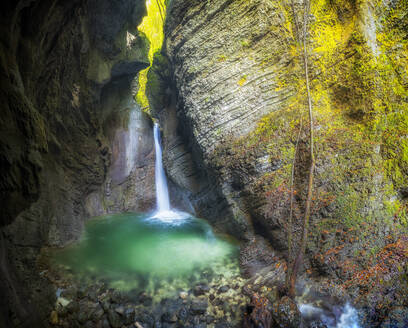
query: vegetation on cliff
[
  {"left": 208, "top": 0, "right": 408, "bottom": 313},
  {"left": 136, "top": 0, "right": 167, "bottom": 110}
]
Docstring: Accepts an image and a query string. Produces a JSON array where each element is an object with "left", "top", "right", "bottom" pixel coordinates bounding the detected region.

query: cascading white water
[
  {"left": 299, "top": 302, "right": 361, "bottom": 328},
  {"left": 153, "top": 123, "right": 171, "bottom": 213},
  {"left": 336, "top": 303, "right": 360, "bottom": 328},
  {"left": 150, "top": 123, "right": 191, "bottom": 223}
]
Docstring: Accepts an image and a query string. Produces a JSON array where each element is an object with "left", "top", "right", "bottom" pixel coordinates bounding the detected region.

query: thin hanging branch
[
  {"left": 286, "top": 115, "right": 303, "bottom": 283},
  {"left": 289, "top": 0, "right": 301, "bottom": 44}
]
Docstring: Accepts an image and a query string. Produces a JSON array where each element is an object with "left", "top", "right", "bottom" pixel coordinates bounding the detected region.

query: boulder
[
  {"left": 194, "top": 284, "right": 210, "bottom": 296},
  {"left": 272, "top": 296, "right": 302, "bottom": 328},
  {"left": 108, "top": 309, "right": 124, "bottom": 328},
  {"left": 218, "top": 286, "right": 229, "bottom": 294},
  {"left": 190, "top": 300, "right": 208, "bottom": 315},
  {"left": 243, "top": 293, "right": 273, "bottom": 328}
]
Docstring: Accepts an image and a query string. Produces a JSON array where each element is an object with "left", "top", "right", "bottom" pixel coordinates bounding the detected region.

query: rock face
[
  {"left": 272, "top": 296, "right": 302, "bottom": 328},
  {"left": 1, "top": 0, "right": 408, "bottom": 326},
  {"left": 380, "top": 307, "right": 408, "bottom": 328},
  {"left": 85, "top": 76, "right": 156, "bottom": 217},
  {"left": 151, "top": 0, "right": 408, "bottom": 314},
  {"left": 0, "top": 0, "right": 152, "bottom": 326},
  {"left": 152, "top": 0, "right": 305, "bottom": 239}
]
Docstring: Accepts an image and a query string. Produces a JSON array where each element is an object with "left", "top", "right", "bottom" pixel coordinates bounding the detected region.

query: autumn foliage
[{"left": 344, "top": 236, "right": 408, "bottom": 291}]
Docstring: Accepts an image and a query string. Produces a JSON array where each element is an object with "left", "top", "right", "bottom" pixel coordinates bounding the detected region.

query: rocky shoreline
[{"left": 44, "top": 260, "right": 249, "bottom": 328}]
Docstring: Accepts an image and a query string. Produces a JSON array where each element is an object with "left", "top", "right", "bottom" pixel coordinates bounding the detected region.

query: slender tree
[
  {"left": 286, "top": 115, "right": 303, "bottom": 287},
  {"left": 286, "top": 1, "right": 302, "bottom": 284},
  {"left": 286, "top": 0, "right": 315, "bottom": 299}
]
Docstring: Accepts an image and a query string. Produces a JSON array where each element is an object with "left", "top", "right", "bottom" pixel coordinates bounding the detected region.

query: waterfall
[
  {"left": 151, "top": 122, "right": 190, "bottom": 223},
  {"left": 153, "top": 123, "right": 171, "bottom": 213}
]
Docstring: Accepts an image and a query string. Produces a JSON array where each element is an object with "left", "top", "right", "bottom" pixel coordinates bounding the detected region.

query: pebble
[
  {"left": 179, "top": 291, "right": 188, "bottom": 299},
  {"left": 57, "top": 305, "right": 68, "bottom": 318},
  {"left": 194, "top": 324, "right": 206, "bottom": 328},
  {"left": 108, "top": 309, "right": 123, "bottom": 328},
  {"left": 134, "top": 322, "right": 144, "bottom": 328},
  {"left": 101, "top": 300, "right": 110, "bottom": 311},
  {"left": 191, "top": 300, "right": 208, "bottom": 315},
  {"left": 205, "top": 315, "right": 215, "bottom": 323},
  {"left": 115, "top": 305, "right": 125, "bottom": 315},
  {"left": 138, "top": 292, "right": 153, "bottom": 306},
  {"left": 50, "top": 310, "right": 58, "bottom": 325},
  {"left": 194, "top": 284, "right": 210, "bottom": 296},
  {"left": 161, "top": 311, "right": 178, "bottom": 323},
  {"left": 218, "top": 286, "right": 229, "bottom": 293},
  {"left": 57, "top": 297, "right": 71, "bottom": 307},
  {"left": 84, "top": 321, "right": 94, "bottom": 328},
  {"left": 46, "top": 256, "right": 248, "bottom": 328},
  {"left": 310, "top": 321, "right": 328, "bottom": 328},
  {"left": 110, "top": 291, "right": 123, "bottom": 304},
  {"left": 77, "top": 287, "right": 87, "bottom": 298},
  {"left": 92, "top": 305, "right": 105, "bottom": 321},
  {"left": 102, "top": 318, "right": 111, "bottom": 328},
  {"left": 124, "top": 307, "right": 135, "bottom": 324},
  {"left": 88, "top": 289, "right": 98, "bottom": 301},
  {"left": 178, "top": 307, "right": 189, "bottom": 321},
  {"left": 66, "top": 301, "right": 79, "bottom": 314},
  {"left": 77, "top": 308, "right": 90, "bottom": 324}
]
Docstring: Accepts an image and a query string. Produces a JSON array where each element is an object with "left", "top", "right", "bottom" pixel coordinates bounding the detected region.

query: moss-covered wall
[{"left": 161, "top": 0, "right": 408, "bottom": 315}]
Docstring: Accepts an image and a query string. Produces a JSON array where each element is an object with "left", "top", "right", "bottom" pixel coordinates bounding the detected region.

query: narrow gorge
[{"left": 1, "top": 0, "right": 407, "bottom": 327}]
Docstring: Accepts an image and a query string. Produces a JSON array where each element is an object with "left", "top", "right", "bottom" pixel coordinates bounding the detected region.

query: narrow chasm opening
[
  {"left": 43, "top": 3, "right": 247, "bottom": 327},
  {"left": 46, "top": 119, "right": 244, "bottom": 328},
  {"left": 136, "top": 0, "right": 166, "bottom": 111},
  {"left": 4, "top": 0, "right": 408, "bottom": 327}
]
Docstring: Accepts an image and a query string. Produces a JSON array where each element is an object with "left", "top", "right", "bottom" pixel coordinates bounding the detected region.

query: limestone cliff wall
[
  {"left": 151, "top": 0, "right": 408, "bottom": 310},
  {"left": 0, "top": 0, "right": 153, "bottom": 326}
]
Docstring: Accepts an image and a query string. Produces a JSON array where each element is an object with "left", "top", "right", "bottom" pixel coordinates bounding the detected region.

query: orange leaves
[
  {"left": 343, "top": 236, "right": 408, "bottom": 290},
  {"left": 325, "top": 244, "right": 345, "bottom": 257}
]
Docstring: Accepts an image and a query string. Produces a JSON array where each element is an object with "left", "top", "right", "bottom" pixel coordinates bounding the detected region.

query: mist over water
[{"left": 52, "top": 123, "right": 240, "bottom": 301}]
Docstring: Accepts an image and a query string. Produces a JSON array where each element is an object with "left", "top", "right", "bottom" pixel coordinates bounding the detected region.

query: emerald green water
[{"left": 52, "top": 213, "right": 239, "bottom": 298}]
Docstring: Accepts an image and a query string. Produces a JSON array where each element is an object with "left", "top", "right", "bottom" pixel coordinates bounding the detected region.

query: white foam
[
  {"left": 299, "top": 302, "right": 360, "bottom": 328},
  {"left": 149, "top": 209, "right": 191, "bottom": 224},
  {"left": 337, "top": 303, "right": 360, "bottom": 328}
]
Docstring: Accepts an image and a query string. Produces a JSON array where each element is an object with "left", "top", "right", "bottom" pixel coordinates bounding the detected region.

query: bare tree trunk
[
  {"left": 287, "top": 0, "right": 315, "bottom": 299},
  {"left": 285, "top": 116, "right": 303, "bottom": 289}
]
